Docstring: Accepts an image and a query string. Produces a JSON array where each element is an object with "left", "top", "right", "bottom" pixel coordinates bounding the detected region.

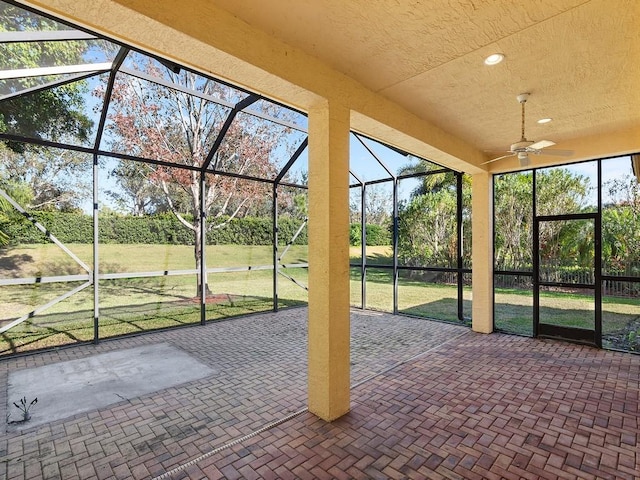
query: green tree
[
  {"left": 397, "top": 188, "right": 457, "bottom": 268},
  {"left": 0, "top": 181, "right": 32, "bottom": 246},
  {"left": 349, "top": 183, "right": 392, "bottom": 226},
  {"left": 0, "top": 3, "right": 93, "bottom": 152},
  {"left": 602, "top": 175, "right": 640, "bottom": 275},
  {"left": 494, "top": 169, "right": 591, "bottom": 272},
  {"left": 396, "top": 158, "right": 470, "bottom": 271},
  {"left": 0, "top": 144, "right": 90, "bottom": 211},
  {"left": 0, "top": 194, "right": 12, "bottom": 246},
  {"left": 105, "top": 161, "right": 167, "bottom": 216},
  {"left": 494, "top": 172, "right": 533, "bottom": 271},
  {"left": 398, "top": 157, "right": 458, "bottom": 196},
  {"left": 536, "top": 169, "right": 591, "bottom": 268}
]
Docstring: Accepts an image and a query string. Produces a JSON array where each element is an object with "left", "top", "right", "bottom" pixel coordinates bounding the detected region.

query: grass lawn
[
  {"left": 0, "top": 243, "right": 310, "bottom": 277},
  {"left": 349, "top": 245, "right": 393, "bottom": 266},
  {"left": 0, "top": 243, "right": 311, "bottom": 355},
  {"left": 494, "top": 287, "right": 640, "bottom": 347},
  {"left": 1, "top": 295, "right": 307, "bottom": 356},
  {"left": 1, "top": 243, "right": 638, "bottom": 355}
]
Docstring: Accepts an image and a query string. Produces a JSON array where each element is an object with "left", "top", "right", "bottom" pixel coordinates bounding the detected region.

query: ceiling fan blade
[
  {"left": 538, "top": 148, "right": 574, "bottom": 157},
  {"left": 529, "top": 139, "right": 555, "bottom": 150},
  {"left": 481, "top": 153, "right": 515, "bottom": 165}
]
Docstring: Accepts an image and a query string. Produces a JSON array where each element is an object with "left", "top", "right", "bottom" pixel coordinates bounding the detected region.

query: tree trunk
[{"left": 194, "top": 217, "right": 212, "bottom": 297}]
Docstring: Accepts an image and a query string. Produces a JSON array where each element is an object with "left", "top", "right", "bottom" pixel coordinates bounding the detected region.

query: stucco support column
[
  {"left": 307, "top": 99, "right": 351, "bottom": 421},
  {"left": 471, "top": 172, "right": 493, "bottom": 333}
]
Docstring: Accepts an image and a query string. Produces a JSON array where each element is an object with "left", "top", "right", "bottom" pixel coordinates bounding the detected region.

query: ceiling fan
[{"left": 483, "top": 93, "right": 573, "bottom": 167}]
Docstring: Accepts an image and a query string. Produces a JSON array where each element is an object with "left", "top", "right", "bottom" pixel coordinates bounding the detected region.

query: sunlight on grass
[
  {"left": 349, "top": 245, "right": 392, "bottom": 265},
  {"left": 351, "top": 268, "right": 470, "bottom": 324},
  {"left": 0, "top": 243, "right": 311, "bottom": 278},
  {"left": 365, "top": 268, "right": 394, "bottom": 312}
]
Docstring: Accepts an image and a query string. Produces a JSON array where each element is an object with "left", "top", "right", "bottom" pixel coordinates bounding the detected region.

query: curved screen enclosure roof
[
  {"left": 0, "top": 0, "right": 453, "bottom": 185},
  {"left": 0, "top": 2, "right": 115, "bottom": 97}
]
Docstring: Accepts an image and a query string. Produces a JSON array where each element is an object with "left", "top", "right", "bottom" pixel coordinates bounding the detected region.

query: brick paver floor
[
  {"left": 177, "top": 327, "right": 640, "bottom": 480},
  {"left": 2, "top": 308, "right": 639, "bottom": 479},
  {"left": 0, "top": 308, "right": 467, "bottom": 479}
]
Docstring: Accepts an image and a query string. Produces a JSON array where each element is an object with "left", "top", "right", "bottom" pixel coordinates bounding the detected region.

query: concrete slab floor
[{"left": 6, "top": 343, "right": 214, "bottom": 430}]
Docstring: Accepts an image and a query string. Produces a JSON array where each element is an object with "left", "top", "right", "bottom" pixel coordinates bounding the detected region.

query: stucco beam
[{"left": 350, "top": 112, "right": 485, "bottom": 174}]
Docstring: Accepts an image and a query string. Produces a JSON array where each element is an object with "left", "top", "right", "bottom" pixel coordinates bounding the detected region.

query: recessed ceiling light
[
  {"left": 537, "top": 118, "right": 553, "bottom": 124},
  {"left": 484, "top": 53, "right": 505, "bottom": 65}
]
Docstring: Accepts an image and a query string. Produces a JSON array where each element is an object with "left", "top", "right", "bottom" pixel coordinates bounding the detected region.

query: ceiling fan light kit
[{"left": 482, "top": 93, "right": 573, "bottom": 166}]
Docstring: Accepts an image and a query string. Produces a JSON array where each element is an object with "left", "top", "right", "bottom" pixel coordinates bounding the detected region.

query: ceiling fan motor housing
[{"left": 511, "top": 140, "right": 534, "bottom": 152}]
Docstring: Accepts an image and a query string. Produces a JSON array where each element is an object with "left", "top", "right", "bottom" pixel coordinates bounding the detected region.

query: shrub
[
  {"left": 349, "top": 223, "right": 391, "bottom": 246},
  {"left": 4, "top": 211, "right": 92, "bottom": 244},
  {"left": 5, "top": 211, "right": 310, "bottom": 246},
  {"left": 5, "top": 211, "right": 395, "bottom": 247}
]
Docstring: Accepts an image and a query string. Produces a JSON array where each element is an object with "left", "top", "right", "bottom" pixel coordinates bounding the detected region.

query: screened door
[{"left": 534, "top": 214, "right": 601, "bottom": 346}]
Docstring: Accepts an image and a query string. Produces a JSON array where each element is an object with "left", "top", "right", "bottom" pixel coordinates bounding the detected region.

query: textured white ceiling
[{"left": 212, "top": 0, "right": 640, "bottom": 165}]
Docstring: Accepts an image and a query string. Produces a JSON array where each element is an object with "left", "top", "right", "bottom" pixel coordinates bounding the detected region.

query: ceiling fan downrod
[{"left": 518, "top": 92, "right": 530, "bottom": 142}]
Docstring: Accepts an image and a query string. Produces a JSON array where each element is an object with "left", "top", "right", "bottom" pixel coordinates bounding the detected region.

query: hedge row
[
  {"left": 349, "top": 223, "right": 392, "bottom": 246},
  {"left": 4, "top": 212, "right": 391, "bottom": 246}
]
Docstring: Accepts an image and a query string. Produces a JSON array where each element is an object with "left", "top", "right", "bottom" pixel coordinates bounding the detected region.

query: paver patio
[{"left": 1, "top": 308, "right": 638, "bottom": 479}]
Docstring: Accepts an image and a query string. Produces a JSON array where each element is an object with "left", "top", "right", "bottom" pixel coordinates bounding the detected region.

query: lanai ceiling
[{"left": 211, "top": 0, "right": 639, "bottom": 169}]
